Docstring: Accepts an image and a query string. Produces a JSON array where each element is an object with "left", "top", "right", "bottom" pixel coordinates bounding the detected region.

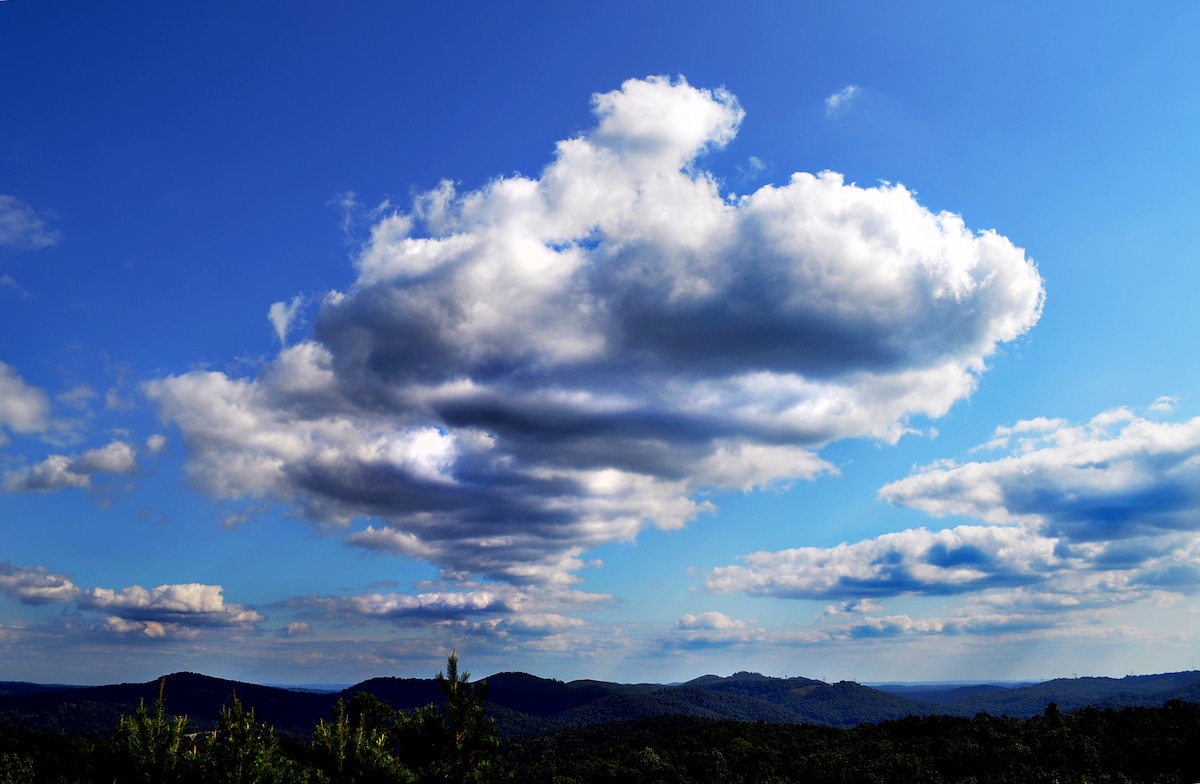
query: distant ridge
[{"left": 2, "top": 669, "right": 1199, "bottom": 739}]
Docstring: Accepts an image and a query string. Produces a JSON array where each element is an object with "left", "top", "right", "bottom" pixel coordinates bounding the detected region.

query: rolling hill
[{"left": 3, "top": 668, "right": 1200, "bottom": 739}]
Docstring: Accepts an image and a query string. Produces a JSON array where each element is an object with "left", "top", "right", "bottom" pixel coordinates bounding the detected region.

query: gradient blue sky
[{"left": 3, "top": 1, "right": 1200, "bottom": 686}]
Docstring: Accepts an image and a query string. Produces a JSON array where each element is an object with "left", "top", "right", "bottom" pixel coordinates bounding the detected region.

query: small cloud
[
  {"left": 57, "top": 384, "right": 97, "bottom": 410},
  {"left": 677, "top": 611, "right": 747, "bottom": 631},
  {"left": 268, "top": 295, "right": 305, "bottom": 346},
  {"left": 1150, "top": 396, "right": 1178, "bottom": 413},
  {"left": 145, "top": 434, "right": 167, "bottom": 454},
  {"left": 825, "top": 598, "right": 884, "bottom": 616},
  {"left": 219, "top": 510, "right": 253, "bottom": 530},
  {"left": 824, "top": 85, "right": 860, "bottom": 118},
  {"left": 284, "top": 621, "right": 312, "bottom": 637},
  {"left": 104, "top": 387, "right": 136, "bottom": 412},
  {"left": 3, "top": 440, "right": 139, "bottom": 493},
  {"left": 0, "top": 274, "right": 30, "bottom": 298},
  {"left": 735, "top": 155, "right": 767, "bottom": 183},
  {"left": 0, "top": 195, "right": 60, "bottom": 250},
  {"left": 0, "top": 361, "right": 51, "bottom": 435}
]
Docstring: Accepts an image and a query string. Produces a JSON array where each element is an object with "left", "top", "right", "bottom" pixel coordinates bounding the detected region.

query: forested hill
[{"left": 3, "top": 669, "right": 1200, "bottom": 739}]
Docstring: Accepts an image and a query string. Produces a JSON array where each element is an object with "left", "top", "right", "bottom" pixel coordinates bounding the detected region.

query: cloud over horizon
[
  {"left": 707, "top": 406, "right": 1200, "bottom": 632},
  {"left": 0, "top": 562, "right": 263, "bottom": 638},
  {"left": 146, "top": 76, "right": 1044, "bottom": 588}
]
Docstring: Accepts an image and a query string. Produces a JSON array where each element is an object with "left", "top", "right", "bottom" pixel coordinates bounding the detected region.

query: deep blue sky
[{"left": 3, "top": 1, "right": 1200, "bottom": 685}]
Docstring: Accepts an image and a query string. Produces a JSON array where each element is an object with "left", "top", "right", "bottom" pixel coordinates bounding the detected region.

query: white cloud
[
  {"left": 304, "top": 589, "right": 512, "bottom": 620},
  {"left": 881, "top": 409, "right": 1200, "bottom": 541},
  {"left": 0, "top": 195, "right": 60, "bottom": 250},
  {"left": 147, "top": 76, "right": 1043, "bottom": 587},
  {"left": 81, "top": 582, "right": 263, "bottom": 626},
  {"left": 0, "top": 361, "right": 51, "bottom": 437},
  {"left": 677, "top": 611, "right": 748, "bottom": 631},
  {"left": 698, "top": 407, "right": 1200, "bottom": 625},
  {"left": 707, "top": 409, "right": 1200, "bottom": 612},
  {"left": 825, "top": 598, "right": 884, "bottom": 616},
  {"left": 470, "top": 612, "right": 586, "bottom": 640},
  {"left": 268, "top": 295, "right": 305, "bottom": 346},
  {"left": 824, "top": 85, "right": 860, "bottom": 118},
  {"left": 4, "top": 440, "right": 138, "bottom": 493},
  {"left": 101, "top": 617, "right": 179, "bottom": 638},
  {"left": 0, "top": 562, "right": 81, "bottom": 605},
  {"left": 145, "top": 433, "right": 167, "bottom": 454},
  {"left": 708, "top": 524, "right": 1058, "bottom": 599},
  {"left": 0, "top": 562, "right": 262, "bottom": 629},
  {"left": 1150, "top": 396, "right": 1178, "bottom": 413}
]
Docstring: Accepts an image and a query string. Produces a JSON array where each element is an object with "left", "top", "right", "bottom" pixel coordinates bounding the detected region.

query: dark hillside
[
  {"left": 944, "top": 670, "right": 1200, "bottom": 717},
  {"left": 3, "top": 668, "right": 1200, "bottom": 740}
]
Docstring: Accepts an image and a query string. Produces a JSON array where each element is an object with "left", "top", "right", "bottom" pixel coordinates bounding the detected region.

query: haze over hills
[{"left": 3, "top": 669, "right": 1200, "bottom": 740}]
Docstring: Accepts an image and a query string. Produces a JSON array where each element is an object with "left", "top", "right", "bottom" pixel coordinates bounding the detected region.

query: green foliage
[
  {"left": 427, "top": 651, "right": 503, "bottom": 784},
  {"left": 115, "top": 678, "right": 191, "bottom": 784},
  {"left": 195, "top": 693, "right": 289, "bottom": 784},
  {"left": 310, "top": 698, "right": 409, "bottom": 784}
]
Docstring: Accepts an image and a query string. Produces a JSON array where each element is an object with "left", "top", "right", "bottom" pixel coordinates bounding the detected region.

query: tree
[
  {"left": 430, "top": 651, "right": 502, "bottom": 784},
  {"left": 115, "top": 679, "right": 191, "bottom": 784},
  {"left": 311, "top": 697, "right": 409, "bottom": 784},
  {"left": 198, "top": 693, "right": 287, "bottom": 784}
]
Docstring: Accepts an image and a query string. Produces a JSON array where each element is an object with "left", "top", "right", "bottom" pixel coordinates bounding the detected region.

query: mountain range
[{"left": 3, "top": 669, "right": 1200, "bottom": 740}]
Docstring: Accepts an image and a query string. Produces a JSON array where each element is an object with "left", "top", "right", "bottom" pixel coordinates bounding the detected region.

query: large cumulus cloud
[{"left": 146, "top": 76, "right": 1043, "bottom": 586}]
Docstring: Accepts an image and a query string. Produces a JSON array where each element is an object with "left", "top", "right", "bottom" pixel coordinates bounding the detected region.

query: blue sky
[{"left": 3, "top": 1, "right": 1200, "bottom": 686}]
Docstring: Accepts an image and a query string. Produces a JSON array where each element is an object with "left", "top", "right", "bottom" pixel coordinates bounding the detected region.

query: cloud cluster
[
  {"left": 709, "top": 408, "right": 1200, "bottom": 620},
  {"left": 298, "top": 589, "right": 513, "bottom": 621},
  {"left": 882, "top": 409, "right": 1200, "bottom": 541},
  {"left": 3, "top": 440, "right": 139, "bottom": 493},
  {"left": 0, "top": 562, "right": 262, "bottom": 636},
  {"left": 708, "top": 525, "right": 1057, "bottom": 599},
  {"left": 0, "top": 195, "right": 60, "bottom": 251},
  {"left": 147, "top": 76, "right": 1043, "bottom": 586}
]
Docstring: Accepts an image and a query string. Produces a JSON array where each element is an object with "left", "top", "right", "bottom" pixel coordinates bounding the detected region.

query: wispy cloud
[
  {"left": 0, "top": 195, "right": 60, "bottom": 250},
  {"left": 145, "top": 76, "right": 1043, "bottom": 588},
  {"left": 0, "top": 274, "right": 30, "bottom": 298},
  {"left": 824, "top": 84, "right": 860, "bottom": 118}
]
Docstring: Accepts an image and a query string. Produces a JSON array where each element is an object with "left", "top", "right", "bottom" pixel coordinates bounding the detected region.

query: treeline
[
  {"left": 3, "top": 671, "right": 1200, "bottom": 783},
  {"left": 506, "top": 699, "right": 1200, "bottom": 783},
  {"left": 0, "top": 653, "right": 501, "bottom": 784}
]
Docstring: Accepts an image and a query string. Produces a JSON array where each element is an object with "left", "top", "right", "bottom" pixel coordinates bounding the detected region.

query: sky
[{"left": 3, "top": 2, "right": 1200, "bottom": 687}]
